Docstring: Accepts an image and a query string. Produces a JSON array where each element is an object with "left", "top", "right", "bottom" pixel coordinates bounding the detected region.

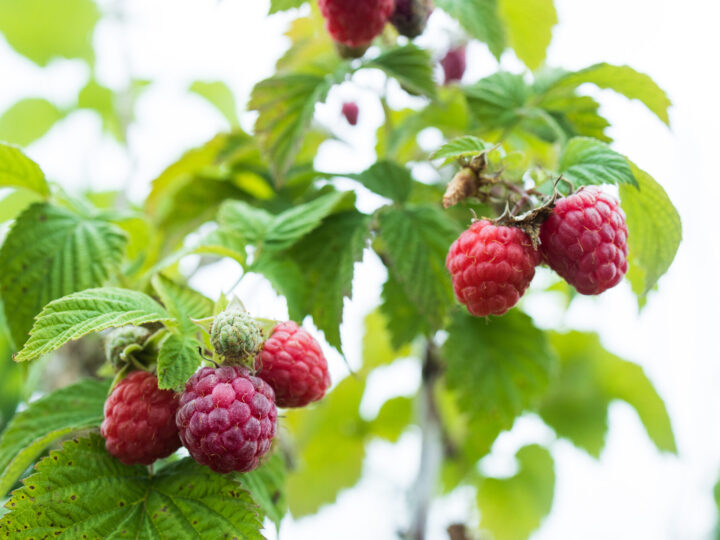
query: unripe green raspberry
[
  {"left": 105, "top": 326, "right": 152, "bottom": 369},
  {"left": 211, "top": 310, "right": 263, "bottom": 360}
]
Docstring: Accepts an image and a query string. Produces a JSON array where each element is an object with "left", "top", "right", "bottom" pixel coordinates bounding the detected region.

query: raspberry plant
[{"left": 0, "top": 0, "right": 683, "bottom": 538}]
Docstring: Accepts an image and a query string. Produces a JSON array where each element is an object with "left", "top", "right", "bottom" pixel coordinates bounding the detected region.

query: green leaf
[
  {"left": 0, "top": 143, "right": 49, "bottom": 197},
  {"left": 380, "top": 274, "right": 429, "bottom": 349},
  {"left": 367, "top": 44, "right": 436, "bottom": 98},
  {"left": 370, "top": 396, "right": 414, "bottom": 442},
  {"left": 78, "top": 80, "right": 123, "bottom": 141},
  {"left": 0, "top": 379, "right": 110, "bottom": 498},
  {"left": 539, "top": 331, "right": 676, "bottom": 456},
  {"left": 15, "top": 288, "right": 172, "bottom": 363},
  {"left": 241, "top": 453, "right": 287, "bottom": 529},
  {"left": 0, "top": 188, "right": 44, "bottom": 224},
  {"left": 0, "top": 98, "right": 64, "bottom": 146},
  {"left": 620, "top": 164, "right": 681, "bottom": 297},
  {"left": 250, "top": 256, "right": 307, "bottom": 322},
  {"left": 286, "top": 211, "right": 370, "bottom": 350},
  {"left": 430, "top": 135, "right": 493, "bottom": 163},
  {"left": 0, "top": 203, "right": 128, "bottom": 348},
  {"left": 269, "top": 0, "right": 306, "bottom": 13},
  {"left": 435, "top": 0, "right": 505, "bottom": 58},
  {"left": 250, "top": 71, "right": 342, "bottom": 182},
  {"left": 0, "top": 0, "right": 100, "bottom": 65},
  {"left": 361, "top": 310, "right": 413, "bottom": 375},
  {"left": 559, "top": 137, "right": 637, "bottom": 187},
  {"left": 0, "top": 435, "right": 263, "bottom": 539},
  {"left": 477, "top": 444, "right": 555, "bottom": 540},
  {"left": 464, "top": 72, "right": 529, "bottom": 129},
  {"left": 349, "top": 161, "right": 413, "bottom": 203},
  {"left": 443, "top": 311, "right": 556, "bottom": 454},
  {"left": 152, "top": 274, "right": 213, "bottom": 335},
  {"left": 558, "top": 63, "right": 671, "bottom": 125},
  {"left": 190, "top": 81, "right": 240, "bottom": 126},
  {"left": 157, "top": 333, "right": 203, "bottom": 391},
  {"left": 218, "top": 201, "right": 274, "bottom": 246},
  {"left": 498, "top": 0, "right": 557, "bottom": 71},
  {"left": 377, "top": 205, "right": 459, "bottom": 330}
]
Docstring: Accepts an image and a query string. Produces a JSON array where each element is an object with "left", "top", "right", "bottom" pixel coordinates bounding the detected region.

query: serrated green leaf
[
  {"left": 430, "top": 136, "right": 493, "bottom": 163},
  {"left": 0, "top": 0, "right": 99, "bottom": 66},
  {"left": 349, "top": 161, "right": 413, "bottom": 203},
  {"left": 435, "top": 0, "right": 505, "bottom": 58},
  {"left": 0, "top": 143, "right": 49, "bottom": 197},
  {"left": 367, "top": 44, "right": 436, "bottom": 98},
  {"left": 539, "top": 331, "right": 676, "bottom": 456},
  {"left": 377, "top": 205, "right": 459, "bottom": 330},
  {"left": 269, "top": 0, "right": 306, "bottom": 13},
  {"left": 619, "top": 164, "right": 681, "bottom": 298},
  {"left": 558, "top": 63, "right": 671, "bottom": 125},
  {"left": 156, "top": 333, "right": 203, "bottom": 391},
  {"left": 538, "top": 91, "right": 611, "bottom": 142},
  {"left": 190, "top": 81, "right": 240, "bottom": 126},
  {"left": 218, "top": 201, "right": 274, "bottom": 246},
  {"left": 286, "top": 211, "right": 370, "bottom": 351},
  {"left": 0, "top": 434, "right": 263, "bottom": 539},
  {"left": 249, "top": 256, "right": 306, "bottom": 322},
  {"left": 152, "top": 274, "right": 213, "bottom": 335},
  {"left": 464, "top": 72, "right": 529, "bottom": 129},
  {"left": 498, "top": 0, "right": 557, "bottom": 71},
  {"left": 240, "top": 453, "right": 287, "bottom": 529},
  {"left": 443, "top": 311, "right": 556, "bottom": 455},
  {"left": 559, "top": 137, "right": 637, "bottom": 187},
  {"left": 0, "top": 379, "right": 110, "bottom": 498},
  {"left": 0, "top": 98, "right": 64, "bottom": 146},
  {"left": 15, "top": 288, "right": 172, "bottom": 363},
  {"left": 0, "top": 203, "right": 128, "bottom": 348},
  {"left": 477, "top": 444, "right": 555, "bottom": 540}
]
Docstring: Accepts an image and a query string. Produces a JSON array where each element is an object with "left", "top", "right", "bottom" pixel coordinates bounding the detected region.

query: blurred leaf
[
  {"left": 0, "top": 98, "right": 64, "bottom": 147},
  {"left": 370, "top": 396, "right": 414, "bottom": 442},
  {"left": 380, "top": 274, "right": 430, "bottom": 349},
  {"left": 539, "top": 331, "right": 676, "bottom": 456},
  {"left": 464, "top": 72, "right": 529, "bottom": 129},
  {"left": 538, "top": 91, "right": 611, "bottom": 142},
  {"left": 0, "top": 379, "right": 110, "bottom": 498},
  {"left": 0, "top": 203, "right": 128, "bottom": 348},
  {"left": 269, "top": 0, "right": 306, "bottom": 13},
  {"left": 190, "top": 81, "right": 240, "bottom": 126},
  {"left": 430, "top": 135, "right": 493, "bottom": 163},
  {"left": 435, "top": 0, "right": 505, "bottom": 58},
  {"left": 0, "top": 0, "right": 100, "bottom": 65},
  {"left": 152, "top": 274, "right": 213, "bottom": 335},
  {"left": 498, "top": 0, "right": 557, "bottom": 71},
  {"left": 241, "top": 453, "right": 287, "bottom": 529},
  {"left": 377, "top": 205, "right": 459, "bottom": 330},
  {"left": 276, "top": 5, "right": 339, "bottom": 75},
  {"left": 558, "top": 63, "right": 671, "bottom": 125},
  {"left": 367, "top": 44, "right": 436, "bottom": 98},
  {"left": 250, "top": 256, "right": 306, "bottom": 322},
  {"left": 620, "top": 164, "right": 681, "bottom": 298},
  {"left": 0, "top": 435, "right": 263, "bottom": 539},
  {"left": 477, "top": 444, "right": 555, "bottom": 540},
  {"left": 0, "top": 188, "right": 43, "bottom": 224},
  {"left": 349, "top": 161, "right": 412, "bottom": 203},
  {"left": 77, "top": 80, "right": 123, "bottom": 140},
  {"left": 14, "top": 288, "right": 172, "bottom": 363},
  {"left": 0, "top": 143, "right": 49, "bottom": 197},
  {"left": 361, "top": 310, "right": 413, "bottom": 375},
  {"left": 157, "top": 333, "right": 203, "bottom": 391},
  {"left": 559, "top": 137, "right": 637, "bottom": 187}
]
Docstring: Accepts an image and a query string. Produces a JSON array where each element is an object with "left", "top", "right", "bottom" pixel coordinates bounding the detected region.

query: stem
[{"left": 406, "top": 342, "right": 443, "bottom": 540}]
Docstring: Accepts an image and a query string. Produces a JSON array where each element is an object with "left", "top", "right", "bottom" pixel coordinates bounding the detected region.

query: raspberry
[
  {"left": 176, "top": 366, "right": 277, "bottom": 473},
  {"left": 211, "top": 309, "right": 262, "bottom": 361},
  {"left": 441, "top": 46, "right": 466, "bottom": 84},
  {"left": 101, "top": 371, "right": 181, "bottom": 465},
  {"left": 104, "top": 326, "right": 152, "bottom": 369},
  {"left": 446, "top": 220, "right": 541, "bottom": 317},
  {"left": 390, "top": 0, "right": 433, "bottom": 38},
  {"left": 342, "top": 102, "right": 359, "bottom": 126},
  {"left": 539, "top": 187, "right": 629, "bottom": 295},
  {"left": 319, "top": 0, "right": 395, "bottom": 47},
  {"left": 256, "top": 321, "right": 331, "bottom": 408}
]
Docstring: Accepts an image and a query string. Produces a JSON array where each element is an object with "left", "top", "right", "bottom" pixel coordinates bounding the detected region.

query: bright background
[{"left": 1, "top": 0, "right": 719, "bottom": 538}]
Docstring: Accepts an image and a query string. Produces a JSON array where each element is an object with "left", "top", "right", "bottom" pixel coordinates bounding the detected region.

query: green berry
[
  {"left": 105, "top": 326, "right": 152, "bottom": 369},
  {"left": 211, "top": 310, "right": 263, "bottom": 360}
]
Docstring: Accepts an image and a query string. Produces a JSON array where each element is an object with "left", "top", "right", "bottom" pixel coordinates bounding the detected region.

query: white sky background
[{"left": 1, "top": 0, "right": 720, "bottom": 538}]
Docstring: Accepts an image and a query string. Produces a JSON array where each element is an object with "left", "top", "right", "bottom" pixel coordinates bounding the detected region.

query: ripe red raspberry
[
  {"left": 101, "top": 371, "right": 181, "bottom": 465},
  {"left": 446, "top": 220, "right": 541, "bottom": 317},
  {"left": 539, "top": 187, "right": 629, "bottom": 295},
  {"left": 342, "top": 102, "right": 359, "bottom": 126},
  {"left": 255, "top": 321, "right": 331, "bottom": 408},
  {"left": 176, "top": 366, "right": 277, "bottom": 473},
  {"left": 319, "top": 0, "right": 395, "bottom": 47},
  {"left": 441, "top": 46, "right": 466, "bottom": 84}
]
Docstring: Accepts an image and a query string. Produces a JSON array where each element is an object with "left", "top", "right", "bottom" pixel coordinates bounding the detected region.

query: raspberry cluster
[{"left": 319, "top": 0, "right": 395, "bottom": 47}]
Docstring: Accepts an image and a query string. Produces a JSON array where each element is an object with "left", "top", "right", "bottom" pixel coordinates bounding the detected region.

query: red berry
[
  {"left": 176, "top": 366, "right": 277, "bottom": 473},
  {"left": 101, "top": 371, "right": 181, "bottom": 466},
  {"left": 342, "top": 102, "right": 359, "bottom": 126},
  {"left": 390, "top": 0, "right": 433, "bottom": 38},
  {"left": 256, "top": 321, "right": 331, "bottom": 408},
  {"left": 441, "top": 46, "right": 466, "bottom": 84},
  {"left": 446, "top": 220, "right": 541, "bottom": 317},
  {"left": 539, "top": 187, "right": 629, "bottom": 295},
  {"left": 319, "top": 0, "right": 395, "bottom": 47}
]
